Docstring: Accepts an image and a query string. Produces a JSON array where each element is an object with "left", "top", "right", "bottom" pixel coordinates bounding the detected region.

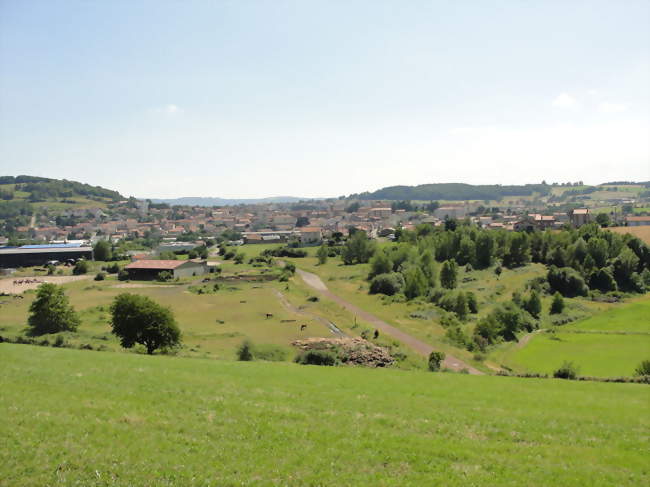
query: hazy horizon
[{"left": 1, "top": 1, "right": 648, "bottom": 198}]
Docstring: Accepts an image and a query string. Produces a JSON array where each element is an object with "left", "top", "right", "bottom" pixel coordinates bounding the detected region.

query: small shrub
[
  {"left": 72, "top": 260, "right": 90, "bottom": 275},
  {"left": 428, "top": 351, "right": 446, "bottom": 371},
  {"left": 553, "top": 361, "right": 579, "bottom": 380},
  {"left": 634, "top": 359, "right": 650, "bottom": 377},
  {"left": 94, "top": 272, "right": 106, "bottom": 281},
  {"left": 307, "top": 296, "right": 319, "bottom": 302},
  {"left": 53, "top": 335, "right": 66, "bottom": 348},
  {"left": 294, "top": 350, "right": 337, "bottom": 366},
  {"left": 117, "top": 269, "right": 129, "bottom": 281},
  {"left": 236, "top": 339, "right": 254, "bottom": 361}
]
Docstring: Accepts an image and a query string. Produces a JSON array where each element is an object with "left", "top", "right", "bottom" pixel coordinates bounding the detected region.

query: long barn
[{"left": 0, "top": 243, "right": 93, "bottom": 268}]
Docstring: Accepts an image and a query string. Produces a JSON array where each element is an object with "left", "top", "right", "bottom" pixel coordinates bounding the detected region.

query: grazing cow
[
  {"left": 265, "top": 313, "right": 273, "bottom": 319},
  {"left": 240, "top": 300, "right": 247, "bottom": 303},
  {"left": 300, "top": 324, "right": 307, "bottom": 331}
]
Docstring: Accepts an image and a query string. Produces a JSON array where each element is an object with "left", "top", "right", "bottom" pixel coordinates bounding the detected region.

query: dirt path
[
  {"left": 274, "top": 290, "right": 346, "bottom": 337},
  {"left": 295, "top": 268, "right": 483, "bottom": 375},
  {"left": 0, "top": 275, "right": 92, "bottom": 295},
  {"left": 514, "top": 329, "right": 541, "bottom": 350}
]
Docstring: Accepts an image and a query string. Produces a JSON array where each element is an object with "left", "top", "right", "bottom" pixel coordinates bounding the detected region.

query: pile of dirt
[{"left": 291, "top": 337, "right": 394, "bottom": 368}]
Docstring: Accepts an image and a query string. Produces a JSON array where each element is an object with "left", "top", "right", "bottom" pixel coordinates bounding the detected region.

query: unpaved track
[
  {"left": 274, "top": 290, "right": 346, "bottom": 337},
  {"left": 0, "top": 275, "right": 92, "bottom": 295},
  {"left": 296, "top": 268, "right": 483, "bottom": 375}
]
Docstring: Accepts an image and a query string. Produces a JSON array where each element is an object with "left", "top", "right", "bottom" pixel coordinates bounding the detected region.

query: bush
[
  {"left": 94, "top": 272, "right": 106, "bottom": 281},
  {"left": 550, "top": 292, "right": 565, "bottom": 314},
  {"left": 117, "top": 269, "right": 129, "bottom": 281},
  {"left": 105, "top": 263, "right": 121, "bottom": 274},
  {"left": 553, "top": 361, "right": 579, "bottom": 380},
  {"left": 634, "top": 359, "right": 650, "bottom": 377},
  {"left": 369, "top": 272, "right": 405, "bottom": 296},
  {"left": 547, "top": 266, "right": 588, "bottom": 297},
  {"left": 295, "top": 350, "right": 337, "bottom": 366},
  {"left": 72, "top": 259, "right": 90, "bottom": 275},
  {"left": 428, "top": 351, "right": 445, "bottom": 371},
  {"left": 236, "top": 339, "right": 254, "bottom": 361}
]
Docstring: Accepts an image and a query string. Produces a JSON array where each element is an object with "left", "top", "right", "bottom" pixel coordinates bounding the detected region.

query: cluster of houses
[{"left": 2, "top": 196, "right": 650, "bottom": 270}]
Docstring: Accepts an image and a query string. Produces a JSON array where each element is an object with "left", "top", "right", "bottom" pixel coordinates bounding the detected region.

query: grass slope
[
  {"left": 498, "top": 296, "right": 650, "bottom": 377},
  {"left": 1, "top": 344, "right": 648, "bottom": 486}
]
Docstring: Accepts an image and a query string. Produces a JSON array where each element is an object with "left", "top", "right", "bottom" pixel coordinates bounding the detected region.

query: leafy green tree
[
  {"left": 454, "top": 292, "right": 469, "bottom": 320},
  {"left": 475, "top": 232, "right": 495, "bottom": 268},
  {"left": 28, "top": 283, "right": 80, "bottom": 335},
  {"left": 369, "top": 272, "right": 405, "bottom": 296},
  {"left": 502, "top": 232, "right": 530, "bottom": 268},
  {"left": 456, "top": 236, "right": 475, "bottom": 266},
  {"left": 419, "top": 249, "right": 437, "bottom": 287},
  {"left": 440, "top": 260, "right": 458, "bottom": 289},
  {"left": 589, "top": 268, "right": 617, "bottom": 292},
  {"left": 612, "top": 248, "right": 640, "bottom": 288},
  {"left": 550, "top": 292, "right": 565, "bottom": 314},
  {"left": 466, "top": 291, "right": 479, "bottom": 314},
  {"left": 404, "top": 266, "right": 427, "bottom": 300},
  {"left": 547, "top": 266, "right": 589, "bottom": 297},
  {"left": 523, "top": 290, "right": 542, "bottom": 319},
  {"left": 341, "top": 231, "right": 376, "bottom": 265},
  {"left": 595, "top": 213, "right": 611, "bottom": 228},
  {"left": 428, "top": 351, "right": 446, "bottom": 371},
  {"left": 368, "top": 251, "right": 392, "bottom": 279},
  {"left": 316, "top": 244, "right": 328, "bottom": 265},
  {"left": 110, "top": 293, "right": 181, "bottom": 354},
  {"left": 93, "top": 240, "right": 112, "bottom": 261},
  {"left": 587, "top": 237, "right": 609, "bottom": 268}
]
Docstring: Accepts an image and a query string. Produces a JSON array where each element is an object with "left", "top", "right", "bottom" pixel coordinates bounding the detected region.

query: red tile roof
[{"left": 125, "top": 260, "right": 186, "bottom": 270}]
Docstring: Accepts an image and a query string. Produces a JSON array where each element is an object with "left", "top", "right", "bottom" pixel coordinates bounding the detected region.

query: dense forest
[{"left": 348, "top": 183, "right": 552, "bottom": 201}]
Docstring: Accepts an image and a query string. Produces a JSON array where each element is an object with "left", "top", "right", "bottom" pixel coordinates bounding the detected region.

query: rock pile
[{"left": 291, "top": 337, "right": 395, "bottom": 367}]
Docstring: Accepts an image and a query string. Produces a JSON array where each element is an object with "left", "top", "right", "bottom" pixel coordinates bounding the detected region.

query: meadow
[
  {"left": 1, "top": 343, "right": 648, "bottom": 486},
  {"left": 493, "top": 296, "right": 650, "bottom": 377}
]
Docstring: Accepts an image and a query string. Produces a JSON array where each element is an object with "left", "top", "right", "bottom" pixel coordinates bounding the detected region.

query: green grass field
[
  {"left": 495, "top": 296, "right": 650, "bottom": 377},
  {"left": 1, "top": 344, "right": 648, "bottom": 486},
  {"left": 504, "top": 332, "right": 650, "bottom": 377}
]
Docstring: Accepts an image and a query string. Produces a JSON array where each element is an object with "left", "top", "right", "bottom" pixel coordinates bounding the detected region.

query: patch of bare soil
[
  {"left": 292, "top": 337, "right": 395, "bottom": 367},
  {"left": 0, "top": 275, "right": 91, "bottom": 295}
]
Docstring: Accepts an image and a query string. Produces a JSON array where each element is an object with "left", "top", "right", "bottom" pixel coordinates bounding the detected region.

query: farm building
[
  {"left": 124, "top": 259, "right": 208, "bottom": 280},
  {"left": 571, "top": 208, "right": 590, "bottom": 227},
  {"left": 625, "top": 216, "right": 650, "bottom": 227},
  {"left": 0, "top": 243, "right": 93, "bottom": 268}
]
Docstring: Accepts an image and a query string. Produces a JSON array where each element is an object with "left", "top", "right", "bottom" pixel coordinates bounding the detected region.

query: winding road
[{"left": 295, "top": 268, "right": 483, "bottom": 375}]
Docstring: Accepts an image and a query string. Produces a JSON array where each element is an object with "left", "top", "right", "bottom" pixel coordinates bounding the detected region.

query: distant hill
[
  {"left": 0, "top": 175, "right": 123, "bottom": 203},
  {"left": 148, "top": 196, "right": 313, "bottom": 207},
  {"left": 349, "top": 183, "right": 553, "bottom": 201}
]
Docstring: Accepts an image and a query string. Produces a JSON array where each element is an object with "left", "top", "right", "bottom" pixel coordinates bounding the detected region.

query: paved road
[{"left": 296, "top": 268, "right": 484, "bottom": 375}]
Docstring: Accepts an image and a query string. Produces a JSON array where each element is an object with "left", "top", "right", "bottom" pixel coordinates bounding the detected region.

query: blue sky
[{"left": 1, "top": 1, "right": 648, "bottom": 198}]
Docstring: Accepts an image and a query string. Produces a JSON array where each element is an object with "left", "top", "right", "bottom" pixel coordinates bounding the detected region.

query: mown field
[
  {"left": 494, "top": 296, "right": 650, "bottom": 377},
  {"left": 609, "top": 225, "right": 650, "bottom": 245},
  {"left": 1, "top": 344, "right": 648, "bottom": 486}
]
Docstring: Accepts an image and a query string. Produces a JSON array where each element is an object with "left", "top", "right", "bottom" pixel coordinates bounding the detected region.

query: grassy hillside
[
  {"left": 494, "top": 296, "right": 650, "bottom": 377},
  {"left": 1, "top": 344, "right": 648, "bottom": 486}
]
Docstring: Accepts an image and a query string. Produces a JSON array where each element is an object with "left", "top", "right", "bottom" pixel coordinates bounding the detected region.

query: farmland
[{"left": 1, "top": 344, "right": 648, "bottom": 486}]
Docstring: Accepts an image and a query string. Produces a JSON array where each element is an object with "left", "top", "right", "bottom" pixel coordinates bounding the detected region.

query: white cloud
[
  {"left": 587, "top": 89, "right": 598, "bottom": 96},
  {"left": 552, "top": 93, "right": 578, "bottom": 108},
  {"left": 598, "top": 102, "right": 628, "bottom": 113}
]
